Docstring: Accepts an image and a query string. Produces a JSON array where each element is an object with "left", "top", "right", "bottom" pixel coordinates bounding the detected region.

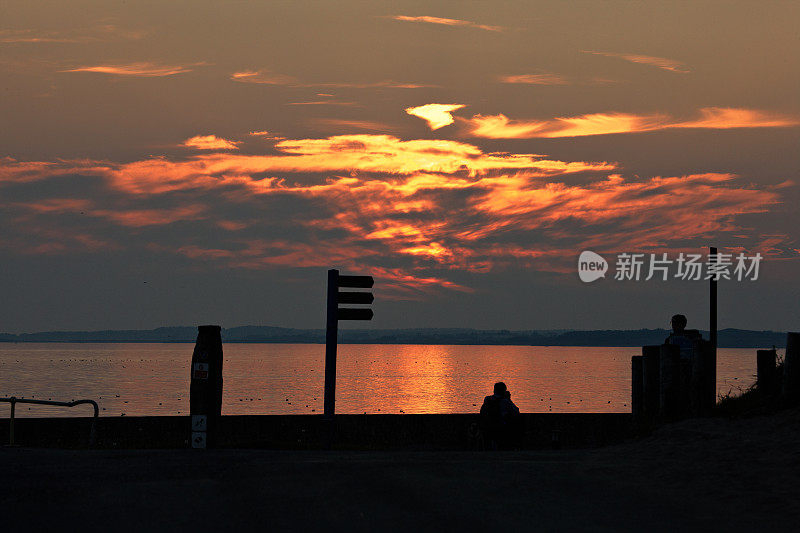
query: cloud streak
[
  {"left": 0, "top": 25, "right": 145, "bottom": 44},
  {"left": 231, "top": 69, "right": 432, "bottom": 89},
  {"left": 583, "top": 51, "right": 690, "bottom": 73},
  {"left": 464, "top": 108, "right": 800, "bottom": 138},
  {"left": 500, "top": 74, "right": 568, "bottom": 85},
  {"left": 61, "top": 62, "right": 195, "bottom": 77},
  {"left": 392, "top": 15, "right": 503, "bottom": 32}
]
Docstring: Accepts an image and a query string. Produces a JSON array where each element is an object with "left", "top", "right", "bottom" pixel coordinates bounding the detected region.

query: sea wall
[{"left": 0, "top": 413, "right": 634, "bottom": 450}]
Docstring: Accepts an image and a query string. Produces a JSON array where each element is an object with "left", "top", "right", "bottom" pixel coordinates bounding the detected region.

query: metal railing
[{"left": 1, "top": 396, "right": 98, "bottom": 447}]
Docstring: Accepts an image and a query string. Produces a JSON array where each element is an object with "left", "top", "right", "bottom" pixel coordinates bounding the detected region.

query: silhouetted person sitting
[{"left": 479, "top": 382, "right": 520, "bottom": 450}]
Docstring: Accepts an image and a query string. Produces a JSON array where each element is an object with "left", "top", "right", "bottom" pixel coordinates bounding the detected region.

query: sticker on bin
[
  {"left": 192, "top": 362, "right": 209, "bottom": 379},
  {"left": 191, "top": 431, "right": 207, "bottom": 449},
  {"left": 191, "top": 415, "right": 207, "bottom": 431}
]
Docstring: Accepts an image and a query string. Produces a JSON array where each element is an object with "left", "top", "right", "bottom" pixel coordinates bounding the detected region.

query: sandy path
[{"left": 2, "top": 409, "right": 797, "bottom": 532}]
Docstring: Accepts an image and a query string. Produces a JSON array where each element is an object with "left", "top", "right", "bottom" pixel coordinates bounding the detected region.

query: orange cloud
[
  {"left": 583, "top": 51, "right": 690, "bottom": 73},
  {"left": 231, "top": 69, "right": 432, "bottom": 89},
  {"left": 53, "top": 134, "right": 611, "bottom": 195},
  {"left": 674, "top": 108, "right": 800, "bottom": 129},
  {"left": 310, "top": 119, "right": 399, "bottom": 132},
  {"left": 500, "top": 74, "right": 568, "bottom": 85},
  {"left": 230, "top": 70, "right": 299, "bottom": 85},
  {"left": 182, "top": 135, "right": 240, "bottom": 150},
  {"left": 61, "top": 62, "right": 194, "bottom": 77},
  {"left": 406, "top": 104, "right": 466, "bottom": 129},
  {"left": 465, "top": 108, "right": 800, "bottom": 138},
  {"left": 2, "top": 134, "right": 789, "bottom": 291},
  {"left": 248, "top": 131, "right": 286, "bottom": 141},
  {"left": 15, "top": 198, "right": 206, "bottom": 227},
  {"left": 0, "top": 157, "right": 109, "bottom": 185},
  {"left": 286, "top": 101, "right": 357, "bottom": 106},
  {"left": 392, "top": 15, "right": 503, "bottom": 32}
]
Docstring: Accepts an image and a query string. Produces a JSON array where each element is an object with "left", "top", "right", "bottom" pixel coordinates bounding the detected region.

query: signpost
[{"left": 324, "top": 269, "right": 374, "bottom": 418}]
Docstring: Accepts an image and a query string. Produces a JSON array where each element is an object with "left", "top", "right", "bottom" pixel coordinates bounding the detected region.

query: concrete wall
[{"left": 0, "top": 413, "right": 634, "bottom": 450}]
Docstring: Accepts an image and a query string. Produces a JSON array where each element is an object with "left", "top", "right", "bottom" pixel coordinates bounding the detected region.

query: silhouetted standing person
[
  {"left": 665, "top": 314, "right": 703, "bottom": 414},
  {"left": 664, "top": 314, "right": 700, "bottom": 361},
  {"left": 480, "top": 382, "right": 520, "bottom": 450}
]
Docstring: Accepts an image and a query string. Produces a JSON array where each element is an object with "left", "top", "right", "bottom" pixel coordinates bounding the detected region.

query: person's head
[
  {"left": 493, "top": 382, "right": 507, "bottom": 396},
  {"left": 671, "top": 314, "right": 687, "bottom": 333}
]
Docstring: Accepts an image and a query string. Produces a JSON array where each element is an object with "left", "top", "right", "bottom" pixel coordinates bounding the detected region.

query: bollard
[
  {"left": 784, "top": 332, "right": 800, "bottom": 400},
  {"left": 659, "top": 344, "right": 680, "bottom": 419},
  {"left": 189, "top": 325, "right": 224, "bottom": 449},
  {"left": 631, "top": 355, "right": 644, "bottom": 418},
  {"left": 757, "top": 349, "right": 777, "bottom": 396},
  {"left": 642, "top": 345, "right": 660, "bottom": 418}
]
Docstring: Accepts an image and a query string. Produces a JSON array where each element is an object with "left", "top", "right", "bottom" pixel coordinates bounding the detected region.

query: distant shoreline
[{"left": 0, "top": 326, "right": 789, "bottom": 349}]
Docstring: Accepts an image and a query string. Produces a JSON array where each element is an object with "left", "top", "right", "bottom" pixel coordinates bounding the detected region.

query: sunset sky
[{"left": 1, "top": 1, "right": 798, "bottom": 333}]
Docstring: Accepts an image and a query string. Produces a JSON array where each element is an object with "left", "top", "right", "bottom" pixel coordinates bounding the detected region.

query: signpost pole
[
  {"left": 709, "top": 246, "right": 718, "bottom": 411},
  {"left": 324, "top": 269, "right": 339, "bottom": 418}
]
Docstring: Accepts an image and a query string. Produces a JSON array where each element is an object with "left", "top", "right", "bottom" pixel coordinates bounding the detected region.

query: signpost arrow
[
  {"left": 338, "top": 275, "right": 374, "bottom": 288},
  {"left": 337, "top": 291, "right": 374, "bottom": 305},
  {"left": 337, "top": 308, "right": 374, "bottom": 321}
]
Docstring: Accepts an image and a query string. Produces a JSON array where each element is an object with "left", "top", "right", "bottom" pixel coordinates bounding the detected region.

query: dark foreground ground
[{"left": 2, "top": 408, "right": 798, "bottom": 532}]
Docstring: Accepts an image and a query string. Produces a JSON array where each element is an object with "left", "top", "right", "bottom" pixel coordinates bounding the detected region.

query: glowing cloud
[
  {"left": 583, "top": 51, "right": 690, "bottom": 73},
  {"left": 182, "top": 135, "right": 240, "bottom": 151},
  {"left": 61, "top": 62, "right": 194, "bottom": 77},
  {"left": 500, "top": 74, "right": 568, "bottom": 85},
  {"left": 392, "top": 15, "right": 503, "bottom": 32},
  {"left": 1, "top": 134, "right": 788, "bottom": 290},
  {"left": 406, "top": 104, "right": 466, "bottom": 130},
  {"left": 466, "top": 108, "right": 800, "bottom": 138},
  {"left": 230, "top": 70, "right": 299, "bottom": 85}
]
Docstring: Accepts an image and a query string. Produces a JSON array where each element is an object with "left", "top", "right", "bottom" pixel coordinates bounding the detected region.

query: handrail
[{"left": 1, "top": 396, "right": 99, "bottom": 447}]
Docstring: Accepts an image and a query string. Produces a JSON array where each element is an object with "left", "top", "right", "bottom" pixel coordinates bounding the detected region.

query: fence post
[
  {"left": 189, "top": 325, "right": 224, "bottom": 449},
  {"left": 642, "top": 345, "right": 660, "bottom": 418},
  {"left": 9, "top": 397, "right": 16, "bottom": 446},
  {"left": 659, "top": 344, "right": 680, "bottom": 419},
  {"left": 757, "top": 349, "right": 777, "bottom": 396},
  {"left": 631, "top": 355, "right": 644, "bottom": 418},
  {"left": 784, "top": 332, "right": 800, "bottom": 400}
]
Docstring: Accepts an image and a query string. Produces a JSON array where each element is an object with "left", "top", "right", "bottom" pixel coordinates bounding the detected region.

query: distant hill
[{"left": 0, "top": 326, "right": 790, "bottom": 348}]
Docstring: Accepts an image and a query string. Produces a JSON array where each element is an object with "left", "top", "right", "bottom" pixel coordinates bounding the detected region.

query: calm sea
[{"left": 0, "top": 343, "right": 758, "bottom": 417}]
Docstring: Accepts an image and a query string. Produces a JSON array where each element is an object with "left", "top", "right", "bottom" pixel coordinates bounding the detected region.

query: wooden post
[
  {"left": 783, "top": 332, "right": 800, "bottom": 400},
  {"left": 659, "top": 344, "right": 680, "bottom": 419},
  {"left": 690, "top": 339, "right": 710, "bottom": 415},
  {"left": 642, "top": 345, "right": 660, "bottom": 418},
  {"left": 709, "top": 246, "right": 718, "bottom": 408},
  {"left": 9, "top": 397, "right": 15, "bottom": 446},
  {"left": 323, "top": 269, "right": 339, "bottom": 418},
  {"left": 757, "top": 349, "right": 777, "bottom": 396},
  {"left": 631, "top": 355, "right": 644, "bottom": 417},
  {"left": 189, "top": 325, "right": 223, "bottom": 449}
]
